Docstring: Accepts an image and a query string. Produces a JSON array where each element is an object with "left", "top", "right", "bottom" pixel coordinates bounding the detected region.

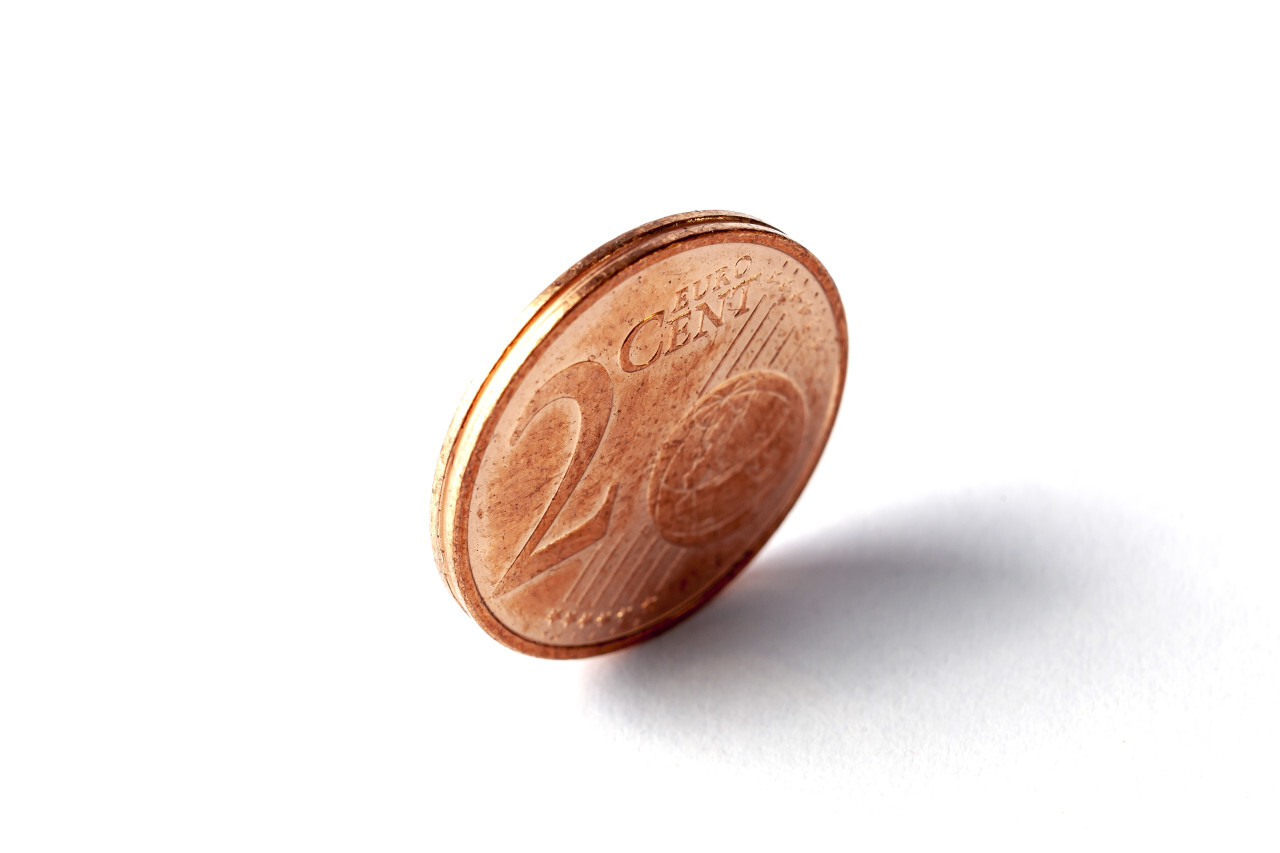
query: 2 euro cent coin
[{"left": 431, "top": 211, "right": 847, "bottom": 658}]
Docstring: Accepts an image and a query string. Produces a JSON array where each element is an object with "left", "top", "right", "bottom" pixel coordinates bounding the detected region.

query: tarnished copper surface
[{"left": 431, "top": 211, "right": 847, "bottom": 658}]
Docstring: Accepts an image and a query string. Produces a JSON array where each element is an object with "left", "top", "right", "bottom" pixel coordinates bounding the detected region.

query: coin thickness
[{"left": 431, "top": 211, "right": 847, "bottom": 657}]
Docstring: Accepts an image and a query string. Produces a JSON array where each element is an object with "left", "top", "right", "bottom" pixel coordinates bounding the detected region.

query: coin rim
[{"left": 431, "top": 212, "right": 847, "bottom": 658}]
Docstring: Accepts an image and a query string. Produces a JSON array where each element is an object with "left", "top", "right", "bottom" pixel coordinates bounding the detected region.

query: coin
[{"left": 431, "top": 211, "right": 847, "bottom": 658}]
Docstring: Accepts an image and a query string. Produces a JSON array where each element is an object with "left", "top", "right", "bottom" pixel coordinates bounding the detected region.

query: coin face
[{"left": 431, "top": 211, "right": 847, "bottom": 657}]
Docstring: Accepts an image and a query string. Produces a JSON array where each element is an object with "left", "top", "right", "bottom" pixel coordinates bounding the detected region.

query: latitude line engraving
[
  {"left": 574, "top": 528, "right": 636, "bottom": 607},
  {"left": 602, "top": 535, "right": 662, "bottom": 607},
  {"left": 586, "top": 532, "right": 648, "bottom": 609},
  {"left": 619, "top": 540, "right": 676, "bottom": 604},
  {"left": 728, "top": 301, "right": 780, "bottom": 376},
  {"left": 768, "top": 329, "right": 795, "bottom": 368},
  {"left": 563, "top": 516, "right": 621, "bottom": 602},
  {"left": 699, "top": 295, "right": 771, "bottom": 395},
  {"left": 748, "top": 313, "right": 788, "bottom": 370},
  {"left": 652, "top": 540, "right": 689, "bottom": 591},
  {"left": 780, "top": 339, "right": 805, "bottom": 372}
]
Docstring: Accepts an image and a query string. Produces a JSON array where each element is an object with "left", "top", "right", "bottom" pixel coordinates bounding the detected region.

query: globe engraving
[{"left": 648, "top": 370, "right": 807, "bottom": 546}]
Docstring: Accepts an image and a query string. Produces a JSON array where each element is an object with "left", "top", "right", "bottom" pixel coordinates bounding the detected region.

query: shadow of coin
[{"left": 579, "top": 486, "right": 1145, "bottom": 770}]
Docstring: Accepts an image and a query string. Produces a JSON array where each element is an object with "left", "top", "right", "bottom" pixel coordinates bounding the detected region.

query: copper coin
[{"left": 431, "top": 211, "right": 847, "bottom": 658}]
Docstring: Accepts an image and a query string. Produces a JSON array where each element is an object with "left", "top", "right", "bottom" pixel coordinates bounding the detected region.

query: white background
[{"left": 2, "top": 1, "right": 1278, "bottom": 849}]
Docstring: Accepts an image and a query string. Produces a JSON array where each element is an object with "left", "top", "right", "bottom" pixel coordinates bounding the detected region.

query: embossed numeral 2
[{"left": 490, "top": 361, "right": 617, "bottom": 597}]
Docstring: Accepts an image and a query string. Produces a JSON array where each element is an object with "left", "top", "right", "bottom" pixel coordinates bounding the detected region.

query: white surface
[{"left": 3, "top": 1, "right": 1278, "bottom": 849}]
